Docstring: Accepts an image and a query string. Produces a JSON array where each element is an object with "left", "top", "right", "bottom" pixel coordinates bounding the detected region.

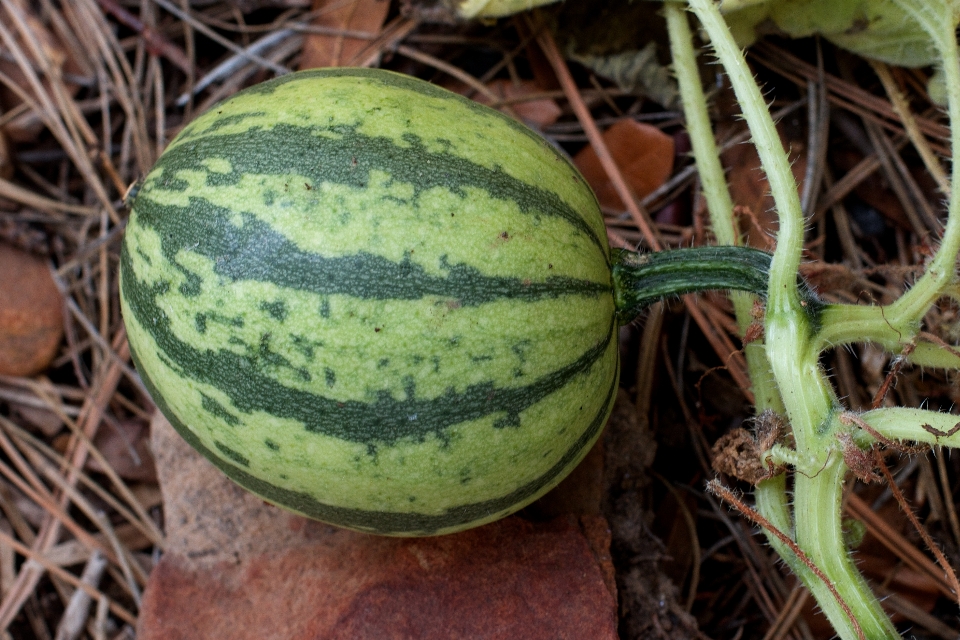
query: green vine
[{"left": 665, "top": 0, "right": 960, "bottom": 637}]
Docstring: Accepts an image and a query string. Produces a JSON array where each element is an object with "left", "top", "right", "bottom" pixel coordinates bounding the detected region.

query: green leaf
[
  {"left": 455, "top": 0, "right": 562, "bottom": 18},
  {"left": 722, "top": 0, "right": 960, "bottom": 67}
]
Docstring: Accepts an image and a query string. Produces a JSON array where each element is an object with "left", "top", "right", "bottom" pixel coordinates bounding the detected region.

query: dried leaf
[
  {"left": 0, "top": 131, "right": 12, "bottom": 181},
  {"left": 570, "top": 44, "right": 678, "bottom": 108},
  {"left": 299, "top": 0, "right": 391, "bottom": 69},
  {"left": 0, "top": 243, "right": 63, "bottom": 377},
  {"left": 86, "top": 419, "right": 156, "bottom": 483},
  {"left": 10, "top": 404, "right": 62, "bottom": 438},
  {"left": 573, "top": 119, "right": 675, "bottom": 211},
  {"left": 474, "top": 78, "right": 562, "bottom": 128}
]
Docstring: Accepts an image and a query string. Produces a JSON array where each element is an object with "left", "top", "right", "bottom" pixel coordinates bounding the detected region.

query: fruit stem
[{"left": 612, "top": 245, "right": 774, "bottom": 323}]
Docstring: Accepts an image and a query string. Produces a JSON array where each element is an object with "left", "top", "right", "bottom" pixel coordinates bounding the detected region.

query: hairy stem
[
  {"left": 611, "top": 246, "right": 772, "bottom": 323},
  {"left": 664, "top": 0, "right": 785, "bottom": 413},
  {"left": 817, "top": 0, "right": 960, "bottom": 353},
  {"left": 685, "top": 0, "right": 900, "bottom": 636}
]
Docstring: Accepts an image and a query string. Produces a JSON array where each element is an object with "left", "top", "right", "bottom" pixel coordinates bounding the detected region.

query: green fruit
[{"left": 120, "top": 68, "right": 618, "bottom": 536}]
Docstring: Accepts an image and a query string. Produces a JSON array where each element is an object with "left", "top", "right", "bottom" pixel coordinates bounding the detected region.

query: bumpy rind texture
[{"left": 120, "top": 68, "right": 617, "bottom": 536}]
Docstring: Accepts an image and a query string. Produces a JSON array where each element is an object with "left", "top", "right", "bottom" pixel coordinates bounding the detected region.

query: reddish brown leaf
[
  {"left": 721, "top": 123, "right": 806, "bottom": 247},
  {"left": 0, "top": 243, "right": 63, "bottom": 377},
  {"left": 0, "top": 131, "right": 12, "bottom": 181},
  {"left": 299, "top": 0, "right": 391, "bottom": 70},
  {"left": 86, "top": 419, "right": 156, "bottom": 483},
  {"left": 10, "top": 403, "right": 62, "bottom": 438},
  {"left": 573, "top": 119, "right": 674, "bottom": 211},
  {"left": 476, "top": 79, "right": 562, "bottom": 129}
]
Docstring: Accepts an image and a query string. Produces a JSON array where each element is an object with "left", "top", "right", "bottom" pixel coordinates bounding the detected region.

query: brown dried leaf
[
  {"left": 10, "top": 403, "right": 62, "bottom": 438},
  {"left": 85, "top": 419, "right": 156, "bottom": 483},
  {"left": 299, "top": 0, "right": 391, "bottom": 70},
  {"left": 573, "top": 119, "right": 674, "bottom": 211},
  {"left": 721, "top": 119, "right": 806, "bottom": 247},
  {"left": 475, "top": 79, "right": 562, "bottom": 129},
  {"left": 0, "top": 243, "right": 63, "bottom": 377},
  {"left": 0, "top": 130, "right": 12, "bottom": 181}
]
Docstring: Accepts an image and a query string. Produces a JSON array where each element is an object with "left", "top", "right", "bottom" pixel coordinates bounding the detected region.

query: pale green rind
[
  {"left": 121, "top": 68, "right": 618, "bottom": 534},
  {"left": 139, "top": 168, "right": 608, "bottom": 285},
  {"left": 122, "top": 283, "right": 617, "bottom": 516},
  {"left": 165, "top": 69, "right": 607, "bottom": 249}
]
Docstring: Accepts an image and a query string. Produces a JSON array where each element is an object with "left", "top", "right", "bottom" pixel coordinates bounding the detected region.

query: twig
[
  {"left": 845, "top": 492, "right": 958, "bottom": 600},
  {"left": 707, "top": 479, "right": 867, "bottom": 640},
  {"left": 528, "top": 13, "right": 662, "bottom": 251},
  {"left": 0, "top": 530, "right": 135, "bottom": 626},
  {"left": 150, "top": 0, "right": 290, "bottom": 76},
  {"left": 175, "top": 29, "right": 297, "bottom": 106},
  {"left": 761, "top": 585, "right": 810, "bottom": 640},
  {"left": 870, "top": 60, "right": 950, "bottom": 194},
  {"left": 394, "top": 45, "right": 512, "bottom": 115},
  {"left": 96, "top": 0, "right": 191, "bottom": 73},
  {"left": 53, "top": 550, "right": 108, "bottom": 640},
  {"left": 873, "top": 449, "right": 960, "bottom": 605}
]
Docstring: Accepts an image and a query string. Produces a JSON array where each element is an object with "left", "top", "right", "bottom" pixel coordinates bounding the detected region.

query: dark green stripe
[
  {"left": 141, "top": 119, "right": 606, "bottom": 256},
  {"left": 132, "top": 195, "right": 609, "bottom": 306},
  {"left": 134, "top": 342, "right": 618, "bottom": 535},
  {"left": 217, "top": 67, "right": 562, "bottom": 171},
  {"left": 214, "top": 441, "right": 249, "bottom": 467},
  {"left": 120, "top": 245, "right": 615, "bottom": 445}
]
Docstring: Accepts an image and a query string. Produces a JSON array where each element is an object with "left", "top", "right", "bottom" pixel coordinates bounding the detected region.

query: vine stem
[
  {"left": 682, "top": 1, "right": 804, "bottom": 309},
  {"left": 817, "top": 0, "right": 960, "bottom": 352},
  {"left": 663, "top": 1, "right": 785, "bottom": 414},
  {"left": 611, "top": 246, "right": 772, "bottom": 323},
  {"left": 684, "top": 0, "right": 900, "bottom": 637},
  {"left": 886, "top": 0, "right": 960, "bottom": 323},
  {"left": 706, "top": 480, "right": 866, "bottom": 640}
]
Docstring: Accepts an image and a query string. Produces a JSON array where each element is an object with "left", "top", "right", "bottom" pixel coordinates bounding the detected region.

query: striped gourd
[
  {"left": 120, "top": 68, "right": 776, "bottom": 536},
  {"left": 120, "top": 68, "right": 618, "bottom": 536}
]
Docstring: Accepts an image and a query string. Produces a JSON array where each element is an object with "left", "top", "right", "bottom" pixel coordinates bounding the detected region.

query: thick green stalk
[
  {"left": 686, "top": 0, "right": 899, "bottom": 637},
  {"left": 793, "top": 459, "right": 897, "bottom": 639},
  {"left": 816, "top": 0, "right": 960, "bottom": 355},
  {"left": 887, "top": 0, "right": 960, "bottom": 320},
  {"left": 664, "top": 0, "right": 785, "bottom": 414},
  {"left": 611, "top": 246, "right": 772, "bottom": 323}
]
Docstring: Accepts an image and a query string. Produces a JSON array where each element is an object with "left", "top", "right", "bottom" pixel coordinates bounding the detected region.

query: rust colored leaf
[
  {"left": 0, "top": 131, "right": 12, "bottom": 181},
  {"left": 721, "top": 122, "right": 807, "bottom": 247},
  {"left": 299, "top": 0, "right": 391, "bottom": 70},
  {"left": 0, "top": 243, "right": 63, "bottom": 377},
  {"left": 475, "top": 79, "right": 562, "bottom": 129},
  {"left": 573, "top": 119, "right": 674, "bottom": 211},
  {"left": 85, "top": 419, "right": 156, "bottom": 483}
]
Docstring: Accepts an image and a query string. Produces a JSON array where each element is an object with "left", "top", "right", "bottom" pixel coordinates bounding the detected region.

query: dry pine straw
[{"left": 0, "top": 1, "right": 958, "bottom": 638}]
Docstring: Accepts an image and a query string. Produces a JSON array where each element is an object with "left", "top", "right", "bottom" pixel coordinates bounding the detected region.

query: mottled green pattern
[
  {"left": 131, "top": 312, "right": 618, "bottom": 535},
  {"left": 120, "top": 68, "right": 617, "bottom": 535}
]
